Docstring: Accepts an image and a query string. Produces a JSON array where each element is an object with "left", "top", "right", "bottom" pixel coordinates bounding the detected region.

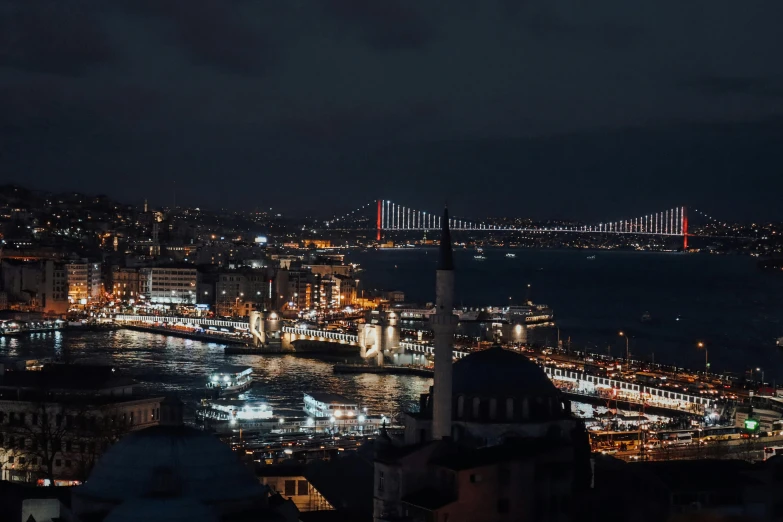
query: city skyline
[{"left": 1, "top": 1, "right": 783, "bottom": 220}]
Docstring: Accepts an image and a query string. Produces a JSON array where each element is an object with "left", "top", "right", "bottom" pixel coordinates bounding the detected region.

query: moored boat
[{"left": 206, "top": 367, "right": 253, "bottom": 398}]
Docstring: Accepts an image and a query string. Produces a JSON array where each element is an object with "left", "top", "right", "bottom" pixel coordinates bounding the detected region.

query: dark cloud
[
  {"left": 279, "top": 101, "right": 443, "bottom": 143},
  {"left": 2, "top": 0, "right": 783, "bottom": 220},
  {"left": 683, "top": 76, "right": 783, "bottom": 99},
  {"left": 0, "top": 0, "right": 115, "bottom": 76},
  {"left": 117, "top": 0, "right": 272, "bottom": 75},
  {"left": 323, "top": 0, "right": 434, "bottom": 51}
]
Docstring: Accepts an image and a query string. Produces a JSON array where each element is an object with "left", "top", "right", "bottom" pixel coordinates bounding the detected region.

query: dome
[
  {"left": 104, "top": 498, "right": 218, "bottom": 522},
  {"left": 452, "top": 345, "right": 559, "bottom": 398},
  {"left": 80, "top": 425, "right": 263, "bottom": 504}
]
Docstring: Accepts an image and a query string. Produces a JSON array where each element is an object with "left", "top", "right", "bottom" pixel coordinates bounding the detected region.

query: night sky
[{"left": 1, "top": 1, "right": 782, "bottom": 221}]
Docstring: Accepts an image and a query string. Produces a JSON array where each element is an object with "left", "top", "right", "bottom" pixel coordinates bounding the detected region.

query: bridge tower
[
  {"left": 431, "top": 206, "right": 458, "bottom": 440},
  {"left": 682, "top": 206, "right": 688, "bottom": 250},
  {"left": 248, "top": 310, "right": 265, "bottom": 347},
  {"left": 377, "top": 199, "right": 382, "bottom": 241},
  {"left": 358, "top": 308, "right": 401, "bottom": 365}
]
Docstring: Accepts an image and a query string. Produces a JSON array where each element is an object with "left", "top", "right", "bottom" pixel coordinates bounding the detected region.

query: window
[
  {"left": 378, "top": 471, "right": 385, "bottom": 493},
  {"left": 499, "top": 467, "right": 511, "bottom": 485},
  {"left": 470, "top": 474, "right": 483, "bottom": 483},
  {"left": 65, "top": 460, "right": 72, "bottom": 468},
  {"left": 8, "top": 456, "right": 14, "bottom": 464},
  {"left": 472, "top": 397, "right": 480, "bottom": 418},
  {"left": 457, "top": 396, "right": 465, "bottom": 418},
  {"left": 19, "top": 457, "right": 26, "bottom": 465},
  {"left": 489, "top": 398, "right": 497, "bottom": 420},
  {"left": 32, "top": 414, "right": 38, "bottom": 426},
  {"left": 298, "top": 480, "right": 308, "bottom": 496},
  {"left": 498, "top": 498, "right": 509, "bottom": 513},
  {"left": 284, "top": 480, "right": 296, "bottom": 496},
  {"left": 65, "top": 441, "right": 72, "bottom": 452},
  {"left": 19, "top": 413, "right": 26, "bottom": 425},
  {"left": 55, "top": 459, "right": 61, "bottom": 467}
]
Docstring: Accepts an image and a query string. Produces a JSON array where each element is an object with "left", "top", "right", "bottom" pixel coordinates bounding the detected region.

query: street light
[
  {"left": 618, "top": 331, "right": 629, "bottom": 361},
  {"left": 697, "top": 342, "right": 708, "bottom": 374}
]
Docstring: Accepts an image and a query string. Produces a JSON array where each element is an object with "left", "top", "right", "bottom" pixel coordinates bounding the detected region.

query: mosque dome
[
  {"left": 104, "top": 498, "right": 218, "bottom": 522},
  {"left": 79, "top": 425, "right": 263, "bottom": 505},
  {"left": 452, "top": 345, "right": 559, "bottom": 398}
]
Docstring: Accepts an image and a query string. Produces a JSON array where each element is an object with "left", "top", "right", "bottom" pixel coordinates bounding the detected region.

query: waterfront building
[
  {"left": 41, "top": 260, "right": 68, "bottom": 315},
  {"left": 139, "top": 265, "right": 197, "bottom": 305},
  {"left": 215, "top": 269, "right": 273, "bottom": 317},
  {"left": 373, "top": 208, "right": 591, "bottom": 522},
  {"left": 66, "top": 261, "right": 89, "bottom": 303},
  {"left": 108, "top": 267, "right": 141, "bottom": 303},
  {"left": 0, "top": 259, "right": 68, "bottom": 314},
  {"left": 0, "top": 364, "right": 164, "bottom": 485}
]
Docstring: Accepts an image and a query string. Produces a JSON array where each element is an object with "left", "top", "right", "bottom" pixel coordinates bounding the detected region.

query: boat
[
  {"left": 197, "top": 398, "right": 273, "bottom": 424},
  {"left": 641, "top": 311, "right": 652, "bottom": 323},
  {"left": 502, "top": 303, "right": 554, "bottom": 325},
  {"left": 505, "top": 253, "right": 516, "bottom": 258},
  {"left": 777, "top": 337, "right": 783, "bottom": 348},
  {"left": 195, "top": 392, "right": 392, "bottom": 435},
  {"left": 474, "top": 255, "right": 486, "bottom": 261},
  {"left": 304, "top": 392, "right": 362, "bottom": 419},
  {"left": 587, "top": 255, "right": 596, "bottom": 260},
  {"left": 206, "top": 367, "right": 253, "bottom": 397}
]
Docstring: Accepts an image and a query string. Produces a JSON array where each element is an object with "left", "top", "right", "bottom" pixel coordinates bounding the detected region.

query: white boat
[
  {"left": 587, "top": 255, "right": 596, "bottom": 260},
  {"left": 474, "top": 255, "right": 486, "bottom": 260},
  {"left": 777, "top": 337, "right": 783, "bottom": 348},
  {"left": 206, "top": 367, "right": 253, "bottom": 397},
  {"left": 304, "top": 392, "right": 362, "bottom": 419},
  {"left": 506, "top": 253, "right": 516, "bottom": 258},
  {"left": 502, "top": 303, "right": 554, "bottom": 325},
  {"left": 198, "top": 399, "right": 273, "bottom": 423}
]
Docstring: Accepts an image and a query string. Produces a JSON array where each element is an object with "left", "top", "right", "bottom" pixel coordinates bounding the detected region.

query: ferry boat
[
  {"left": 505, "top": 253, "right": 516, "bottom": 258},
  {"left": 502, "top": 303, "right": 554, "bottom": 325},
  {"left": 197, "top": 399, "right": 274, "bottom": 426},
  {"left": 586, "top": 255, "right": 596, "bottom": 260},
  {"left": 304, "top": 392, "right": 362, "bottom": 419},
  {"left": 197, "top": 392, "right": 391, "bottom": 435},
  {"left": 474, "top": 255, "right": 486, "bottom": 261},
  {"left": 206, "top": 367, "right": 253, "bottom": 397}
]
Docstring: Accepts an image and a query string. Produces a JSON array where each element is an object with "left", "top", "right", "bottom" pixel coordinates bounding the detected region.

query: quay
[
  {"left": 120, "top": 323, "right": 248, "bottom": 345},
  {"left": 0, "top": 319, "right": 65, "bottom": 337}
]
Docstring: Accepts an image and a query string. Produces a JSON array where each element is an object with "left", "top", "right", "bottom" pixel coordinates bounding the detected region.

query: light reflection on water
[{"left": 0, "top": 330, "right": 432, "bottom": 418}]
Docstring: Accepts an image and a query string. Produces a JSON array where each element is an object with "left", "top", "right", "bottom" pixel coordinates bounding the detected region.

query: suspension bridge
[{"left": 327, "top": 200, "right": 704, "bottom": 249}]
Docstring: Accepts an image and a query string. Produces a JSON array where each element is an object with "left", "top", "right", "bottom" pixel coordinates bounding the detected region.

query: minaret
[{"left": 431, "top": 207, "right": 458, "bottom": 440}]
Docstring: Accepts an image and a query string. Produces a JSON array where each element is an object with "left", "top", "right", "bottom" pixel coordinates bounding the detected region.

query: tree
[{"left": 7, "top": 400, "right": 130, "bottom": 484}]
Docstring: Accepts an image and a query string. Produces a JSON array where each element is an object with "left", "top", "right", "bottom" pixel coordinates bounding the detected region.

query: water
[
  {"left": 0, "top": 330, "right": 431, "bottom": 418},
  {"left": 348, "top": 249, "right": 783, "bottom": 380},
  {"left": 2, "top": 249, "right": 781, "bottom": 416}
]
